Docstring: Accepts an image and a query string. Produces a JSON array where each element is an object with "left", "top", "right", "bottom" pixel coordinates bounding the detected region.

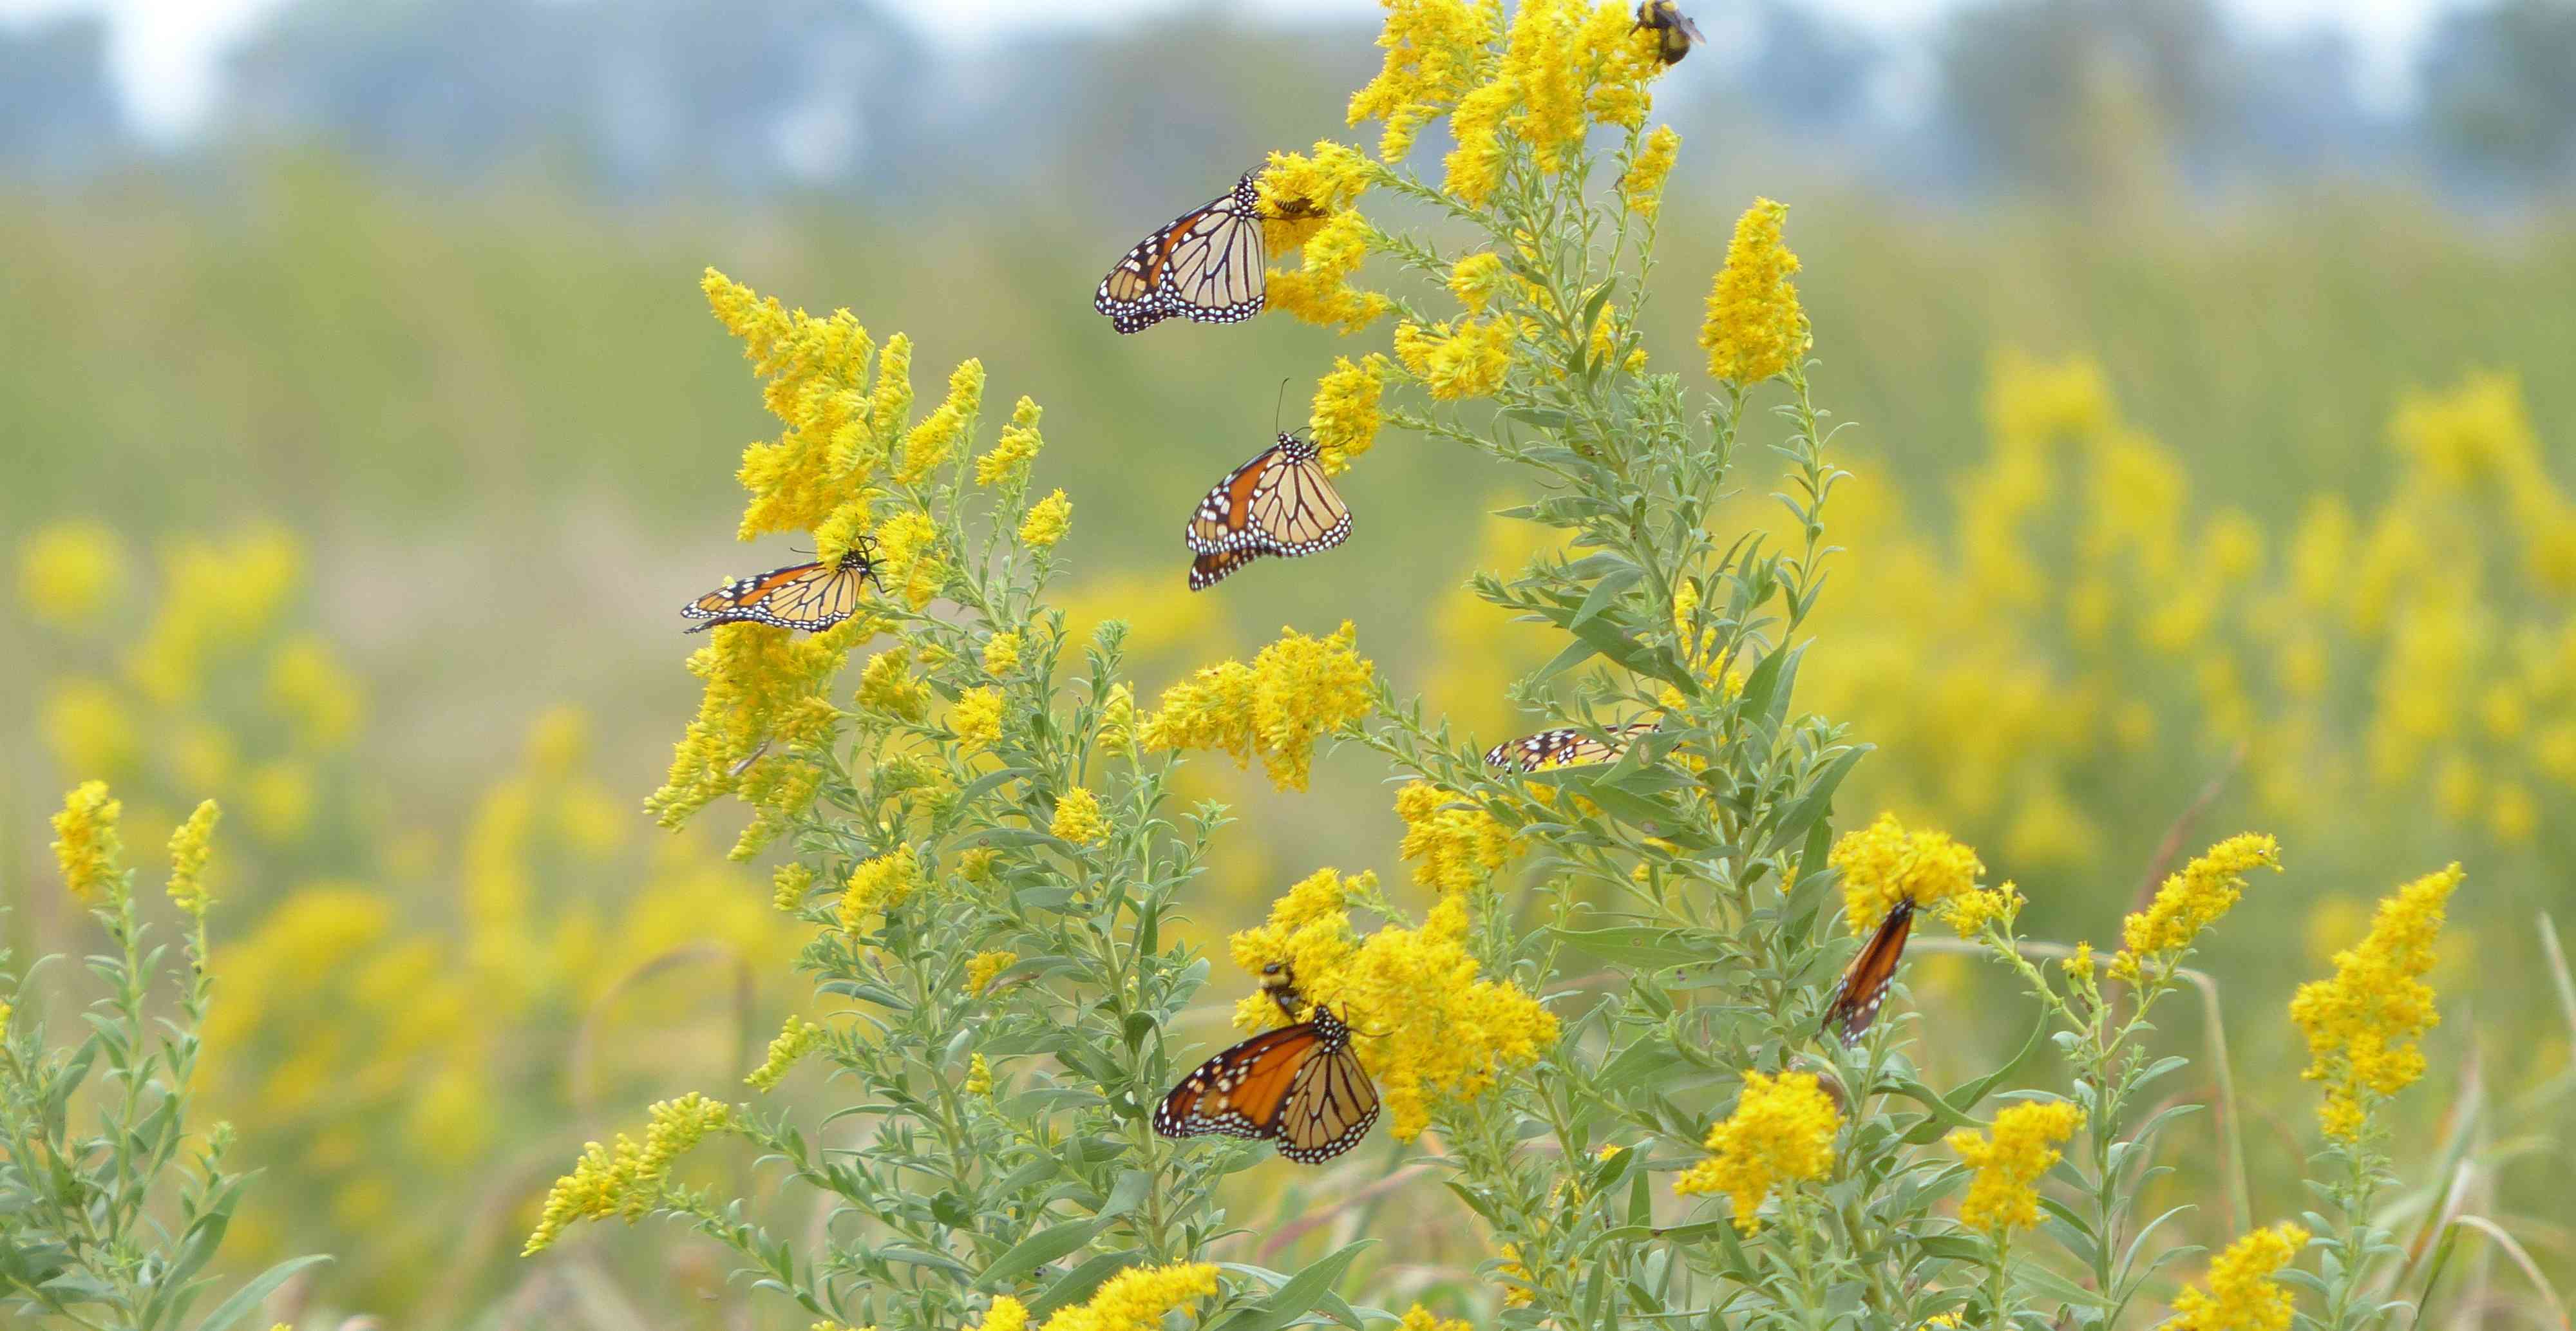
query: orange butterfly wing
[
  {"left": 1155, "top": 1024, "right": 1326, "bottom": 1140},
  {"left": 1821, "top": 897, "right": 1917, "bottom": 1043}
]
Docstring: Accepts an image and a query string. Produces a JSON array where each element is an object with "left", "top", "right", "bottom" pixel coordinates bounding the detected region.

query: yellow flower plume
[
  {"left": 1141, "top": 621, "right": 1375, "bottom": 791},
  {"left": 165, "top": 798, "right": 222, "bottom": 916},
  {"left": 51, "top": 779, "right": 124, "bottom": 904},
  {"left": 1269, "top": 209, "right": 1392, "bottom": 334},
  {"left": 1393, "top": 317, "right": 1515, "bottom": 400},
  {"left": 524, "top": 1093, "right": 739, "bottom": 1253},
  {"left": 1699, "top": 198, "right": 1808, "bottom": 385},
  {"left": 1311, "top": 354, "right": 1392, "bottom": 477},
  {"left": 1828, "top": 813, "right": 1985, "bottom": 934},
  {"left": 1395, "top": 782, "right": 1521, "bottom": 893},
  {"left": 2168, "top": 1223, "right": 2310, "bottom": 1331},
  {"left": 2288, "top": 865, "right": 2460, "bottom": 1140},
  {"left": 1673, "top": 1070, "right": 1841, "bottom": 1232},
  {"left": 1947, "top": 1099, "right": 2083, "bottom": 1235},
  {"left": 2112, "top": 833, "right": 2281, "bottom": 977},
  {"left": 1050, "top": 786, "right": 1108, "bottom": 845},
  {"left": 1347, "top": 0, "right": 1499, "bottom": 161}
]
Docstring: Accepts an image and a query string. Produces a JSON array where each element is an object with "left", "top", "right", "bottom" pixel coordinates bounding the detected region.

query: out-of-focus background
[{"left": 5, "top": 0, "right": 2573, "bottom": 1325}]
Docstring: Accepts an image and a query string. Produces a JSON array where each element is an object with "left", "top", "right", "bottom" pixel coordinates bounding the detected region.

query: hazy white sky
[{"left": 0, "top": 0, "right": 2465, "bottom": 141}]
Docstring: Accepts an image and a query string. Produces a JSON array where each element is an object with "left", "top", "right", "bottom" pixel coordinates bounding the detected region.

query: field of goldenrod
[{"left": 6, "top": 114, "right": 2575, "bottom": 1327}]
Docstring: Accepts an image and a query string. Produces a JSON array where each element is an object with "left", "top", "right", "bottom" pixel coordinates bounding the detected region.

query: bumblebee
[{"left": 1633, "top": 0, "right": 1705, "bottom": 66}]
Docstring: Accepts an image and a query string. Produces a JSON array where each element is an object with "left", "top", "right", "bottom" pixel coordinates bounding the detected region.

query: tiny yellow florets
[
  {"left": 165, "top": 799, "right": 222, "bottom": 916},
  {"left": 896, "top": 358, "right": 984, "bottom": 487},
  {"left": 1947, "top": 1099, "right": 2083, "bottom": 1235},
  {"left": 1448, "top": 251, "right": 1508, "bottom": 314},
  {"left": 773, "top": 862, "right": 815, "bottom": 912},
  {"left": 2289, "top": 864, "right": 2459, "bottom": 1140},
  {"left": 1140, "top": 622, "right": 1375, "bottom": 791},
  {"left": 952, "top": 686, "right": 1005, "bottom": 749},
  {"left": 1672, "top": 1070, "right": 1842, "bottom": 1232},
  {"left": 1620, "top": 124, "right": 1681, "bottom": 216},
  {"left": 1259, "top": 140, "right": 1376, "bottom": 254},
  {"left": 524, "top": 1093, "right": 738, "bottom": 1253},
  {"left": 981, "top": 630, "right": 1023, "bottom": 676},
  {"left": 1019, "top": 489, "right": 1072, "bottom": 549},
  {"left": 1348, "top": 0, "right": 1499, "bottom": 161},
  {"left": 1395, "top": 782, "right": 1522, "bottom": 893},
  {"left": 840, "top": 850, "right": 923, "bottom": 931},
  {"left": 976, "top": 395, "right": 1044, "bottom": 487},
  {"left": 746, "top": 1016, "right": 823, "bottom": 1091},
  {"left": 1309, "top": 354, "right": 1390, "bottom": 477},
  {"left": 1268, "top": 210, "right": 1392, "bottom": 334},
  {"left": 1039, "top": 1262, "right": 1219, "bottom": 1331},
  {"left": 2113, "top": 833, "right": 2282, "bottom": 977},
  {"left": 1393, "top": 317, "right": 1515, "bottom": 400},
  {"left": 51, "top": 779, "right": 124, "bottom": 905},
  {"left": 964, "top": 950, "right": 1019, "bottom": 993},
  {"left": 854, "top": 648, "right": 930, "bottom": 723},
  {"left": 1699, "top": 198, "right": 1808, "bottom": 384},
  {"left": 2168, "top": 1223, "right": 2310, "bottom": 1331},
  {"left": 1829, "top": 813, "right": 1985, "bottom": 934},
  {"left": 1050, "top": 786, "right": 1108, "bottom": 845}
]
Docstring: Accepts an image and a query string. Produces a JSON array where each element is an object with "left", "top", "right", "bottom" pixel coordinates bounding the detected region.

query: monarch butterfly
[
  {"left": 1154, "top": 965, "right": 1382, "bottom": 1164},
  {"left": 1184, "top": 433, "right": 1353, "bottom": 590},
  {"left": 1096, "top": 170, "right": 1310, "bottom": 334},
  {"left": 1633, "top": 0, "right": 1705, "bottom": 64},
  {"left": 1484, "top": 721, "right": 1660, "bottom": 772},
  {"left": 681, "top": 545, "right": 882, "bottom": 633},
  {"left": 1819, "top": 896, "right": 1915, "bottom": 1044}
]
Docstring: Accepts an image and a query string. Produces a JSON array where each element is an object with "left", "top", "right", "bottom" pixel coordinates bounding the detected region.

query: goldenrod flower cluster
[
  {"left": 1308, "top": 353, "right": 1390, "bottom": 475},
  {"left": 1828, "top": 813, "right": 1986, "bottom": 933},
  {"left": 855, "top": 648, "right": 929, "bottom": 722},
  {"left": 1699, "top": 198, "right": 1808, "bottom": 385},
  {"left": 1392, "top": 318, "right": 1515, "bottom": 401},
  {"left": 746, "top": 1016, "right": 824, "bottom": 1091},
  {"left": 1019, "top": 489, "right": 1073, "bottom": 549},
  {"left": 976, "top": 395, "right": 1045, "bottom": 487},
  {"left": 1672, "top": 1070, "right": 1842, "bottom": 1233},
  {"left": 896, "top": 358, "right": 983, "bottom": 487},
  {"left": 123, "top": 527, "right": 304, "bottom": 706},
  {"left": 1441, "top": 0, "right": 1660, "bottom": 199},
  {"left": 1141, "top": 622, "right": 1374, "bottom": 791},
  {"left": 524, "top": 1093, "right": 739, "bottom": 1254},
  {"left": 2168, "top": 1223, "right": 2310, "bottom": 1331},
  {"left": 1397, "top": 1305, "right": 1472, "bottom": 1331},
  {"left": 1269, "top": 210, "right": 1390, "bottom": 334},
  {"left": 1347, "top": 0, "right": 1498, "bottom": 160},
  {"left": 1394, "top": 781, "right": 1521, "bottom": 892},
  {"left": 840, "top": 850, "right": 923, "bottom": 932},
  {"left": 51, "top": 779, "right": 124, "bottom": 903},
  {"left": 1947, "top": 1099, "right": 2083, "bottom": 1236},
  {"left": 951, "top": 686, "right": 1005, "bottom": 749},
  {"left": 2112, "top": 833, "right": 2280, "bottom": 979},
  {"left": 165, "top": 798, "right": 222, "bottom": 916},
  {"left": 1227, "top": 869, "right": 1556, "bottom": 1141},
  {"left": 1258, "top": 139, "right": 1376, "bottom": 253},
  {"left": 981, "top": 630, "right": 1023, "bottom": 675},
  {"left": 1619, "top": 124, "right": 1681, "bottom": 217},
  {"left": 963, "top": 950, "right": 1018, "bottom": 993},
  {"left": 648, "top": 616, "right": 880, "bottom": 834},
  {"left": 969, "top": 1263, "right": 1217, "bottom": 1331},
  {"left": 2289, "top": 865, "right": 2460, "bottom": 1140},
  {"left": 1050, "top": 786, "right": 1108, "bottom": 845}
]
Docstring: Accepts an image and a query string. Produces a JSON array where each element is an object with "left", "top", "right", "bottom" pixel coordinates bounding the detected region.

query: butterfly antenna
[{"left": 1273, "top": 377, "right": 1294, "bottom": 437}]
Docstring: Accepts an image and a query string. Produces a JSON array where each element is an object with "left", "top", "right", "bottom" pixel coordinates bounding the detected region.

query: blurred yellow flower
[
  {"left": 2392, "top": 370, "right": 2539, "bottom": 493},
  {"left": 964, "top": 950, "right": 1018, "bottom": 993},
  {"left": 1347, "top": 0, "right": 1497, "bottom": 160},
  {"left": 1672, "top": 1070, "right": 1841, "bottom": 1233},
  {"left": 976, "top": 395, "right": 1045, "bottom": 487},
  {"left": 42, "top": 678, "right": 138, "bottom": 777},
  {"left": 166, "top": 799, "right": 222, "bottom": 916},
  {"left": 1297, "top": 358, "right": 1386, "bottom": 486},
  {"left": 2168, "top": 1223, "right": 2309, "bottom": 1331},
  {"left": 1141, "top": 621, "right": 1375, "bottom": 791},
  {"left": 1050, "top": 786, "right": 1108, "bottom": 845},
  {"left": 2113, "top": 833, "right": 2280, "bottom": 976},
  {"left": 1396, "top": 1305, "right": 1471, "bottom": 1331},
  {"left": 524, "top": 1092, "right": 739, "bottom": 1253},
  {"left": 1829, "top": 813, "right": 1985, "bottom": 934},
  {"left": 746, "top": 1016, "right": 823, "bottom": 1091},
  {"left": 1698, "top": 198, "right": 1807, "bottom": 385},
  {"left": 1394, "top": 781, "right": 1520, "bottom": 892},
  {"left": 773, "top": 862, "right": 815, "bottom": 912},
  {"left": 840, "top": 850, "right": 923, "bottom": 930},
  {"left": 52, "top": 779, "right": 124, "bottom": 903},
  {"left": 1394, "top": 317, "right": 1514, "bottom": 399},
  {"left": 18, "top": 519, "right": 123, "bottom": 626},
  {"left": 1620, "top": 124, "right": 1681, "bottom": 216},
  {"left": 2289, "top": 864, "right": 2459, "bottom": 1140},
  {"left": 243, "top": 759, "right": 317, "bottom": 842},
  {"left": 1019, "top": 489, "right": 1072, "bottom": 549},
  {"left": 267, "top": 636, "right": 365, "bottom": 750},
  {"left": 1948, "top": 1099, "right": 2082, "bottom": 1235}
]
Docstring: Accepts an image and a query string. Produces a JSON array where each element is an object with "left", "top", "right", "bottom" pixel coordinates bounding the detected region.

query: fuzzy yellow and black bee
[{"left": 1633, "top": 0, "right": 1706, "bottom": 65}]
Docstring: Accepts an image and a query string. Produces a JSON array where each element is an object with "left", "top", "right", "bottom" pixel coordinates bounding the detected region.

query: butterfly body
[
  {"left": 1154, "top": 967, "right": 1382, "bottom": 1164},
  {"left": 1633, "top": 0, "right": 1705, "bottom": 64},
  {"left": 681, "top": 546, "right": 882, "bottom": 633},
  {"left": 1820, "top": 896, "right": 1915, "bottom": 1044},
  {"left": 1183, "top": 433, "right": 1353, "bottom": 590},
  {"left": 1096, "top": 170, "right": 1269, "bottom": 334},
  {"left": 1484, "top": 721, "right": 1660, "bottom": 771}
]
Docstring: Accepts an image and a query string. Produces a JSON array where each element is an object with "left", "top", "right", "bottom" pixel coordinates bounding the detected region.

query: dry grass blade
[
  {"left": 2541, "top": 913, "right": 2576, "bottom": 1049},
  {"left": 567, "top": 940, "right": 753, "bottom": 1115},
  {"left": 2445, "top": 1214, "right": 2572, "bottom": 1331},
  {"left": 2126, "top": 741, "right": 2248, "bottom": 919}
]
